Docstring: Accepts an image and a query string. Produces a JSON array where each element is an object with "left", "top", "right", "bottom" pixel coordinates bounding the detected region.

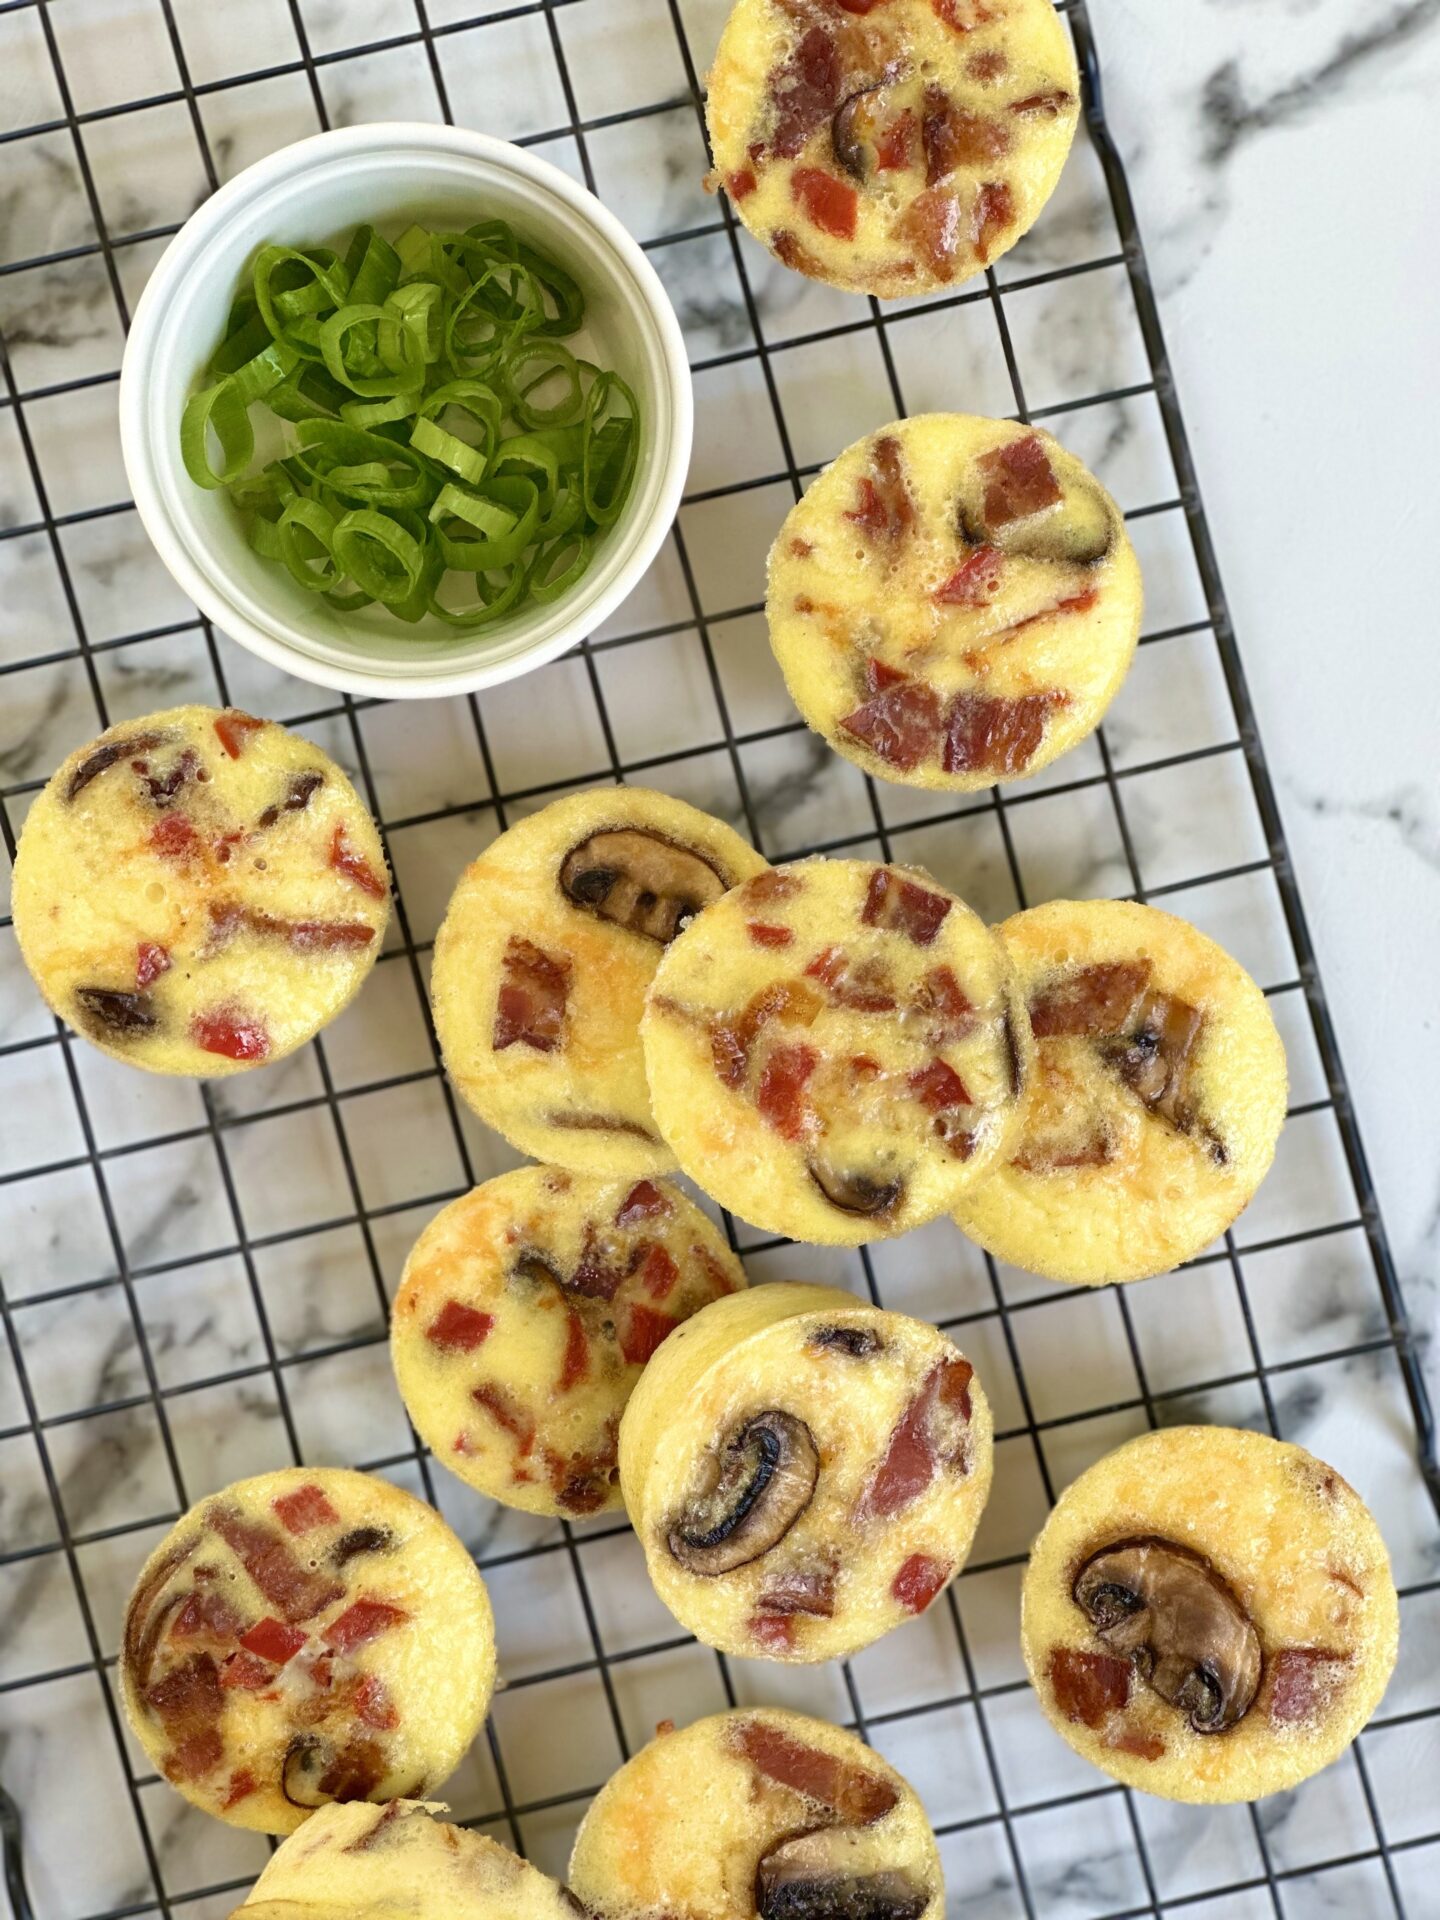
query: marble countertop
[{"left": 0, "top": 3, "right": 1437, "bottom": 1919}]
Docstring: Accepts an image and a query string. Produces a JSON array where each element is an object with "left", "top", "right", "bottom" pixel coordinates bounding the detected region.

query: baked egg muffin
[
  {"left": 12, "top": 705, "right": 388, "bottom": 1075},
  {"left": 768, "top": 417, "right": 1142, "bottom": 792},
  {"left": 642, "top": 857, "right": 1032, "bottom": 1244},
  {"left": 1021, "top": 1427, "right": 1399, "bottom": 1802},
  {"left": 570, "top": 1707, "right": 943, "bottom": 1920},
  {"left": 952, "top": 898, "right": 1287, "bottom": 1283},
  {"left": 619, "top": 1284, "right": 992, "bottom": 1662},
  {"left": 120, "top": 1468, "right": 494, "bottom": 1834},
  {"left": 392, "top": 1166, "right": 746, "bottom": 1518},
  {"left": 707, "top": 0, "right": 1080, "bottom": 295},
  {"left": 431, "top": 788, "right": 768, "bottom": 1177}
]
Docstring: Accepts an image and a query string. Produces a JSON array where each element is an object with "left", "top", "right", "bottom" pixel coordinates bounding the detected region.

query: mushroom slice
[
  {"left": 668, "top": 1412, "right": 819, "bottom": 1576},
  {"left": 808, "top": 1159, "right": 905, "bottom": 1218},
  {"left": 832, "top": 84, "right": 882, "bottom": 181},
  {"left": 281, "top": 1733, "right": 334, "bottom": 1808},
  {"left": 1073, "top": 1537, "right": 1262, "bottom": 1733},
  {"left": 75, "top": 986, "right": 159, "bottom": 1039},
  {"left": 758, "top": 1830, "right": 930, "bottom": 1920},
  {"left": 994, "top": 481, "right": 1114, "bottom": 567},
  {"left": 1098, "top": 989, "right": 1205, "bottom": 1130},
  {"left": 559, "top": 829, "right": 728, "bottom": 943}
]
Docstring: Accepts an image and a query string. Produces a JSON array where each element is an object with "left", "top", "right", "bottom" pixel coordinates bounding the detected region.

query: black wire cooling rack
[{"left": 0, "top": 2, "right": 1437, "bottom": 1917}]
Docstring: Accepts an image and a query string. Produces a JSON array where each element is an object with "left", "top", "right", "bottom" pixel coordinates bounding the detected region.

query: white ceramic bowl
[{"left": 119, "top": 123, "right": 692, "bottom": 701}]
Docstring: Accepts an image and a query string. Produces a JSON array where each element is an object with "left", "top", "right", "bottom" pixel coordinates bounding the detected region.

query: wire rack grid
[{"left": 0, "top": 1, "right": 1437, "bottom": 1918}]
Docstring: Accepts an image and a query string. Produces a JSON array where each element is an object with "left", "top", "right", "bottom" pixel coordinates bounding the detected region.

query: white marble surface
[{"left": 0, "top": 3, "right": 1438, "bottom": 1918}]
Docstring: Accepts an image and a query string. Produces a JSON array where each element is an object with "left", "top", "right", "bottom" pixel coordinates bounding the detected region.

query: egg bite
[
  {"left": 768, "top": 417, "right": 1142, "bottom": 793},
  {"left": 619, "top": 1284, "right": 992, "bottom": 1662},
  {"left": 1021, "top": 1427, "right": 1399, "bottom": 1803},
  {"left": 571, "top": 1707, "right": 943, "bottom": 1920},
  {"left": 431, "top": 788, "right": 768, "bottom": 1177},
  {"left": 231, "top": 1799, "right": 579, "bottom": 1919},
  {"left": 11, "top": 705, "right": 388, "bottom": 1075},
  {"left": 951, "top": 898, "right": 1287, "bottom": 1284},
  {"left": 707, "top": 0, "right": 1079, "bottom": 297},
  {"left": 392, "top": 1166, "right": 747, "bottom": 1519},
  {"left": 642, "top": 857, "right": 1032, "bottom": 1245},
  {"left": 120, "top": 1468, "right": 494, "bottom": 1834}
]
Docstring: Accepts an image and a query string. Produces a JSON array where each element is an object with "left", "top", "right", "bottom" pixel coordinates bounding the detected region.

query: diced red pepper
[
  {"left": 558, "top": 1304, "right": 590, "bottom": 1391},
  {"left": 239, "top": 1616, "right": 308, "bottom": 1666},
  {"left": 935, "top": 546, "right": 1003, "bottom": 606},
  {"left": 861, "top": 868, "right": 952, "bottom": 946},
  {"left": 967, "top": 48, "right": 1008, "bottom": 82},
  {"left": 979, "top": 434, "right": 1061, "bottom": 528},
  {"left": 219, "top": 1649, "right": 274, "bottom": 1691},
  {"left": 426, "top": 1300, "right": 496, "bottom": 1353},
  {"left": 190, "top": 1006, "right": 270, "bottom": 1062},
  {"left": 135, "top": 941, "right": 172, "bottom": 989},
  {"left": 213, "top": 711, "right": 266, "bottom": 759},
  {"left": 727, "top": 167, "right": 758, "bottom": 200},
  {"left": 322, "top": 1598, "right": 409, "bottom": 1654},
  {"left": 150, "top": 813, "right": 199, "bottom": 860},
  {"left": 942, "top": 691, "right": 1062, "bottom": 777},
  {"left": 892, "top": 1552, "right": 953, "bottom": 1614},
  {"left": 493, "top": 937, "right": 571, "bottom": 1053},
  {"left": 616, "top": 1180, "right": 670, "bottom": 1228},
  {"left": 747, "top": 921, "right": 795, "bottom": 948},
  {"left": 875, "top": 109, "right": 916, "bottom": 171},
  {"left": 839, "top": 680, "right": 944, "bottom": 772},
  {"left": 931, "top": 0, "right": 994, "bottom": 29},
  {"left": 909, "top": 1059, "right": 972, "bottom": 1111},
  {"left": 732, "top": 1719, "right": 898, "bottom": 1823},
  {"left": 792, "top": 166, "right": 859, "bottom": 241},
  {"left": 756, "top": 1043, "right": 818, "bottom": 1141},
  {"left": 272, "top": 1483, "right": 340, "bottom": 1536},
  {"left": 638, "top": 1243, "right": 680, "bottom": 1301},
  {"left": 1048, "top": 1647, "right": 1132, "bottom": 1726},
  {"left": 355, "top": 1673, "right": 400, "bottom": 1731},
  {"left": 749, "top": 1612, "right": 798, "bottom": 1653},
  {"left": 330, "top": 824, "right": 386, "bottom": 900},
  {"left": 222, "top": 1768, "right": 259, "bottom": 1810},
  {"left": 619, "top": 1301, "right": 678, "bottom": 1367},
  {"left": 1109, "top": 1727, "right": 1166, "bottom": 1760}
]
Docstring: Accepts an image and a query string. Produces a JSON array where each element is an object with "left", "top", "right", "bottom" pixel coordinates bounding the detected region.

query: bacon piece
[
  {"left": 147, "top": 1650, "right": 223, "bottom": 1747},
  {"left": 190, "top": 1006, "right": 271, "bottom": 1062},
  {"left": 1268, "top": 1648, "right": 1348, "bottom": 1725},
  {"left": 257, "top": 769, "right": 324, "bottom": 829},
  {"left": 757, "top": 1043, "right": 819, "bottom": 1140},
  {"left": 713, "top": 979, "right": 822, "bottom": 1088},
  {"left": 757, "top": 1564, "right": 837, "bottom": 1618},
  {"left": 166, "top": 1727, "right": 225, "bottom": 1782},
  {"left": 896, "top": 185, "right": 962, "bottom": 278},
  {"left": 931, "top": 0, "right": 994, "bottom": 27},
  {"left": 770, "top": 23, "right": 843, "bottom": 158},
  {"left": 472, "top": 1382, "right": 537, "bottom": 1459},
  {"left": 908, "top": 1059, "right": 972, "bottom": 1111},
  {"left": 744, "top": 871, "right": 803, "bottom": 905},
  {"left": 138, "top": 746, "right": 201, "bottom": 806},
  {"left": 978, "top": 435, "right": 1062, "bottom": 528},
  {"left": 805, "top": 945, "right": 898, "bottom": 1012},
  {"left": 219, "top": 1649, "right": 274, "bottom": 1691},
  {"left": 792, "top": 166, "right": 859, "bottom": 240},
  {"left": 547, "top": 1423, "right": 620, "bottom": 1515},
  {"left": 972, "top": 179, "right": 1015, "bottom": 260},
  {"left": 208, "top": 1504, "right": 343, "bottom": 1623},
  {"left": 892, "top": 1553, "right": 953, "bottom": 1614},
  {"left": 727, "top": 167, "right": 759, "bottom": 200},
  {"left": 493, "top": 937, "right": 571, "bottom": 1053},
  {"left": 214, "top": 711, "right": 266, "bottom": 759},
  {"left": 559, "top": 1304, "right": 589, "bottom": 1391},
  {"left": 317, "top": 1739, "right": 385, "bottom": 1802},
  {"left": 1029, "top": 962, "right": 1153, "bottom": 1039},
  {"left": 861, "top": 868, "right": 951, "bottom": 947},
  {"left": 564, "top": 1235, "right": 631, "bottom": 1303},
  {"left": 323, "top": 1598, "right": 409, "bottom": 1654},
  {"left": 695, "top": 1245, "right": 741, "bottom": 1297},
  {"left": 750, "top": 1613, "right": 798, "bottom": 1653},
  {"left": 170, "top": 1584, "right": 247, "bottom": 1643},
  {"left": 222, "top": 1768, "right": 259, "bottom": 1810},
  {"left": 67, "top": 729, "right": 170, "bottom": 802},
  {"left": 942, "top": 690, "right": 1063, "bottom": 777},
  {"left": 273, "top": 1484, "right": 339, "bottom": 1535},
  {"left": 749, "top": 922, "right": 796, "bottom": 952},
  {"left": 834, "top": 0, "right": 891, "bottom": 11},
  {"left": 732, "top": 1719, "right": 898, "bottom": 1824},
  {"left": 864, "top": 658, "right": 909, "bottom": 695},
  {"left": 426, "top": 1300, "right": 495, "bottom": 1353},
  {"left": 618, "top": 1301, "right": 678, "bottom": 1367},
  {"left": 135, "top": 941, "right": 172, "bottom": 989},
  {"left": 858, "top": 1356, "right": 973, "bottom": 1520},
  {"left": 355, "top": 1674, "right": 400, "bottom": 1733},
  {"left": 909, "top": 965, "right": 976, "bottom": 1043},
  {"left": 208, "top": 901, "right": 377, "bottom": 954},
  {"left": 875, "top": 108, "right": 916, "bottom": 171},
  {"left": 1010, "top": 89, "right": 1075, "bottom": 117},
  {"left": 839, "top": 679, "right": 944, "bottom": 772},
  {"left": 771, "top": 228, "right": 828, "bottom": 276},
  {"left": 329, "top": 824, "right": 386, "bottom": 900},
  {"left": 1012, "top": 1127, "right": 1115, "bottom": 1174},
  {"left": 1109, "top": 1727, "right": 1166, "bottom": 1761},
  {"left": 968, "top": 48, "right": 1007, "bottom": 81},
  {"left": 240, "top": 1617, "right": 308, "bottom": 1666},
  {"left": 616, "top": 1180, "right": 671, "bottom": 1228},
  {"left": 922, "top": 88, "right": 1009, "bottom": 184},
  {"left": 975, "top": 588, "right": 1100, "bottom": 652},
  {"left": 844, "top": 435, "right": 914, "bottom": 546},
  {"left": 1102, "top": 988, "right": 1206, "bottom": 1130},
  {"left": 638, "top": 1244, "right": 680, "bottom": 1301},
  {"left": 935, "top": 546, "right": 1003, "bottom": 606},
  {"left": 1048, "top": 1647, "right": 1131, "bottom": 1727},
  {"left": 124, "top": 1537, "right": 200, "bottom": 1690},
  {"left": 150, "top": 813, "right": 199, "bottom": 860}
]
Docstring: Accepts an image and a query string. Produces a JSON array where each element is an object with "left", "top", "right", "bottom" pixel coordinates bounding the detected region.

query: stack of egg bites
[{"left": 5, "top": 0, "right": 1403, "bottom": 1895}]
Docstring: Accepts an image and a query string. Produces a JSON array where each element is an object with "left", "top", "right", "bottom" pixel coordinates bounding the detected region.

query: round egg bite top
[
  {"left": 120, "top": 1468, "right": 494, "bottom": 1835},
  {"left": 233, "top": 1799, "right": 579, "bottom": 1919},
  {"left": 619, "top": 1284, "right": 993, "bottom": 1663},
  {"left": 392, "top": 1166, "right": 747, "bottom": 1519},
  {"left": 569, "top": 1706, "right": 943, "bottom": 1920},
  {"left": 431, "top": 788, "right": 768, "bottom": 1177},
  {"left": 768, "top": 416, "right": 1143, "bottom": 793},
  {"left": 1021, "top": 1427, "right": 1399, "bottom": 1803},
  {"left": 641, "top": 857, "right": 1031, "bottom": 1244},
  {"left": 707, "top": 0, "right": 1079, "bottom": 297},
  {"left": 952, "top": 898, "right": 1288, "bottom": 1284},
  {"left": 12, "top": 705, "right": 389, "bottom": 1075}
]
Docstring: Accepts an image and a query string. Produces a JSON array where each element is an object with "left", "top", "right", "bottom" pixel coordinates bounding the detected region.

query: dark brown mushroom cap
[
  {"left": 667, "top": 1412, "right": 819, "bottom": 1577},
  {"left": 758, "top": 1829, "right": 930, "bottom": 1920},
  {"left": 808, "top": 1159, "right": 905, "bottom": 1219},
  {"left": 1073, "top": 1537, "right": 1262, "bottom": 1734},
  {"left": 280, "top": 1733, "right": 334, "bottom": 1808},
  {"left": 559, "top": 829, "right": 728, "bottom": 943},
  {"left": 832, "top": 85, "right": 883, "bottom": 181}
]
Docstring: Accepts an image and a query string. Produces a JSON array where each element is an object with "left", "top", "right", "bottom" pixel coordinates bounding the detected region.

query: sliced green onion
[{"left": 181, "top": 380, "right": 253, "bottom": 489}]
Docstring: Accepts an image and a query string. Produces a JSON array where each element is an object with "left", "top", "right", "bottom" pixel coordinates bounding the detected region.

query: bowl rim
[{"left": 118, "top": 120, "right": 693, "bottom": 703}]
